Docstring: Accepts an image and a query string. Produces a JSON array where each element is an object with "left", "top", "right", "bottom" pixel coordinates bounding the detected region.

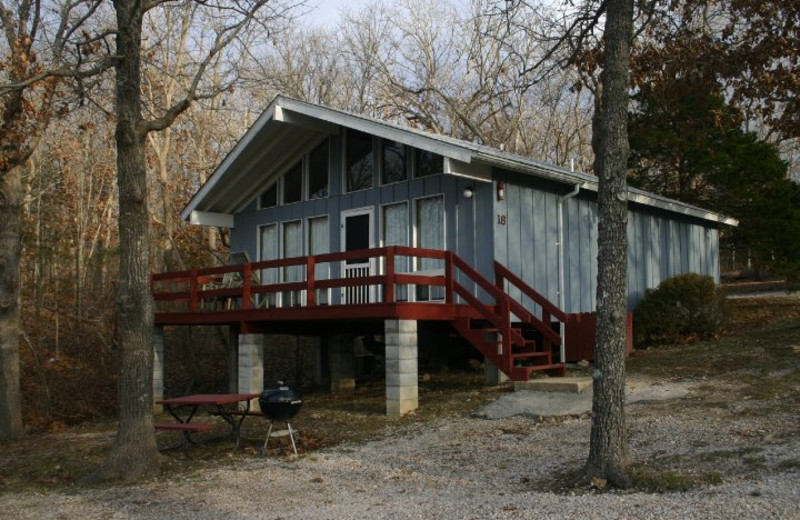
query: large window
[
  {"left": 383, "top": 203, "right": 409, "bottom": 300},
  {"left": 308, "top": 216, "right": 330, "bottom": 304},
  {"left": 258, "top": 138, "right": 329, "bottom": 209},
  {"left": 283, "top": 161, "right": 302, "bottom": 204},
  {"left": 346, "top": 129, "right": 373, "bottom": 192},
  {"left": 259, "top": 182, "right": 277, "bottom": 209},
  {"left": 283, "top": 221, "right": 303, "bottom": 306},
  {"left": 308, "top": 141, "right": 329, "bottom": 199},
  {"left": 416, "top": 195, "right": 444, "bottom": 300},
  {"left": 382, "top": 140, "right": 408, "bottom": 184},
  {"left": 259, "top": 224, "right": 279, "bottom": 307},
  {"left": 415, "top": 149, "right": 443, "bottom": 178}
]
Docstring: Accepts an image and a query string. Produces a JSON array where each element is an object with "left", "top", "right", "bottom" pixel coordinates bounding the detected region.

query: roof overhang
[{"left": 182, "top": 95, "right": 737, "bottom": 228}]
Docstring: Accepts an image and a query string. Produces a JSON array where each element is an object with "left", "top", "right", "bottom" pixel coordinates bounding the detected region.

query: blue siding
[
  {"left": 229, "top": 130, "right": 722, "bottom": 314},
  {"left": 492, "top": 169, "right": 722, "bottom": 312}
]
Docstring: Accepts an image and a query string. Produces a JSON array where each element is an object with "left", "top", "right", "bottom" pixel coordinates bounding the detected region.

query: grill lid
[{"left": 259, "top": 381, "right": 302, "bottom": 421}]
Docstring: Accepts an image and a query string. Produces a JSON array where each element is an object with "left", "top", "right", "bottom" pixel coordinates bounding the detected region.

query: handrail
[
  {"left": 151, "top": 247, "right": 565, "bottom": 368},
  {"left": 494, "top": 261, "right": 567, "bottom": 322}
]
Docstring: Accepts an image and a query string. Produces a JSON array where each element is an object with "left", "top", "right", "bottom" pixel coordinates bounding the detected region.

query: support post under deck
[
  {"left": 385, "top": 319, "right": 418, "bottom": 417},
  {"left": 329, "top": 334, "right": 356, "bottom": 393},
  {"left": 238, "top": 333, "right": 265, "bottom": 410},
  {"left": 483, "top": 331, "right": 509, "bottom": 385}
]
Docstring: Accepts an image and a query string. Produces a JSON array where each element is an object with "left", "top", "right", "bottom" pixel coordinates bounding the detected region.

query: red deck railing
[{"left": 152, "top": 246, "right": 566, "bottom": 374}]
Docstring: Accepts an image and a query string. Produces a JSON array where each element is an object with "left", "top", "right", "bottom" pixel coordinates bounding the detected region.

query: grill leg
[
  {"left": 287, "top": 422, "right": 298, "bottom": 457},
  {"left": 261, "top": 421, "right": 274, "bottom": 457}
]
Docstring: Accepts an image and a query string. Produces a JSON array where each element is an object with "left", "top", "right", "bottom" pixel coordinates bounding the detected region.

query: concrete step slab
[{"left": 513, "top": 377, "right": 592, "bottom": 394}]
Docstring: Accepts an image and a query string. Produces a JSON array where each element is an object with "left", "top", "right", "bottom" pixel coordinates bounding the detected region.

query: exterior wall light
[
  {"left": 463, "top": 186, "right": 474, "bottom": 199},
  {"left": 497, "top": 180, "right": 505, "bottom": 201}
]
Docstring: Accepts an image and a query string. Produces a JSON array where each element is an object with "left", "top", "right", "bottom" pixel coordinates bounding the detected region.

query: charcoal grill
[{"left": 258, "top": 382, "right": 302, "bottom": 456}]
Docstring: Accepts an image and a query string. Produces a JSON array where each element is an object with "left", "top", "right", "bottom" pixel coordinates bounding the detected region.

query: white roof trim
[
  {"left": 182, "top": 95, "right": 737, "bottom": 227},
  {"left": 189, "top": 210, "right": 234, "bottom": 228}
]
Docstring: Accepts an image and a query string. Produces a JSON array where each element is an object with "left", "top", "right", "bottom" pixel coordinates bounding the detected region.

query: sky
[{"left": 303, "top": 0, "right": 372, "bottom": 28}]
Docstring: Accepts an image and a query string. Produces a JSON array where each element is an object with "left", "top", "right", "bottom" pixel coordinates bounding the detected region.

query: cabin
[{"left": 152, "top": 96, "right": 736, "bottom": 416}]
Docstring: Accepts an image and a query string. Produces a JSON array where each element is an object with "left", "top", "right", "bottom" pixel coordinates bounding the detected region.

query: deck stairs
[{"left": 448, "top": 257, "right": 567, "bottom": 381}]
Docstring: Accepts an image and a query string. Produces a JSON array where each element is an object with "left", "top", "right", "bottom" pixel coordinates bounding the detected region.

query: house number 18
[{"left": 497, "top": 214, "right": 507, "bottom": 225}]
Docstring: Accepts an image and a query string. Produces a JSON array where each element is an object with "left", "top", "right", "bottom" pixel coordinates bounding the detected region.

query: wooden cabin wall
[
  {"left": 493, "top": 169, "right": 721, "bottom": 313},
  {"left": 227, "top": 132, "right": 492, "bottom": 304}
]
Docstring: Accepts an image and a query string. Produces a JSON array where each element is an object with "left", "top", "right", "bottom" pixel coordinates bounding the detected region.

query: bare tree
[
  {"left": 0, "top": 0, "right": 112, "bottom": 441},
  {"left": 585, "top": 0, "right": 634, "bottom": 488},
  {"left": 85, "top": 0, "right": 304, "bottom": 483}
]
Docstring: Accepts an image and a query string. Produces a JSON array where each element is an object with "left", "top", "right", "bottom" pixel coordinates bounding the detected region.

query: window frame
[{"left": 343, "top": 128, "right": 375, "bottom": 193}]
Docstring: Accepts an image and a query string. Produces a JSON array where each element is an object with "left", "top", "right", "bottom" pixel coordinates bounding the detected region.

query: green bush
[{"left": 634, "top": 273, "right": 726, "bottom": 347}]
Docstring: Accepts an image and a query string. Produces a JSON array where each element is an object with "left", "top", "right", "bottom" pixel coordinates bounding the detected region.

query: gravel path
[{"left": 2, "top": 388, "right": 799, "bottom": 520}]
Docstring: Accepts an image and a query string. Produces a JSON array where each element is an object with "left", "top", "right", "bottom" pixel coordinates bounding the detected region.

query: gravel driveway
[{"left": 2, "top": 379, "right": 798, "bottom": 520}]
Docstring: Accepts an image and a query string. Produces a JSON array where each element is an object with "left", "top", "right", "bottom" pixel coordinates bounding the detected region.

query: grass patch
[
  {"left": 629, "top": 465, "right": 724, "bottom": 493},
  {"left": 777, "top": 459, "right": 800, "bottom": 472}
]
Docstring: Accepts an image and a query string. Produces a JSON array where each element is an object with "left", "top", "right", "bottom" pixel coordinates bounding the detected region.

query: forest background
[{"left": 1, "top": 0, "right": 798, "bottom": 430}]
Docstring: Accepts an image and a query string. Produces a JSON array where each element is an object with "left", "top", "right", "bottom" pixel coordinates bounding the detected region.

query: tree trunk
[
  {"left": 85, "top": 0, "right": 160, "bottom": 482},
  {"left": 585, "top": 0, "right": 634, "bottom": 488},
  {"left": 0, "top": 162, "right": 24, "bottom": 441}
]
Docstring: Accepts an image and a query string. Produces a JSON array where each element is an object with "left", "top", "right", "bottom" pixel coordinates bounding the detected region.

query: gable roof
[{"left": 182, "top": 95, "right": 738, "bottom": 227}]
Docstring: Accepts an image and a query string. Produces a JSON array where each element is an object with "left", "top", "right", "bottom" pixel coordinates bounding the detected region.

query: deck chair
[{"left": 212, "top": 251, "right": 258, "bottom": 310}]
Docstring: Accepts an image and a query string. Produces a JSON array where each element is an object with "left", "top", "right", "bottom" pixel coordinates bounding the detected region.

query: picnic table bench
[{"left": 155, "top": 393, "right": 259, "bottom": 452}]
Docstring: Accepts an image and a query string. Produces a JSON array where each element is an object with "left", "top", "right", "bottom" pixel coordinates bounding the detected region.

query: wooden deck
[{"left": 152, "top": 246, "right": 568, "bottom": 379}]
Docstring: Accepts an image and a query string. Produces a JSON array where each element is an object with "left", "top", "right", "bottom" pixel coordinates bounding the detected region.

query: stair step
[
  {"left": 509, "top": 363, "right": 567, "bottom": 381},
  {"left": 513, "top": 352, "right": 549, "bottom": 359}
]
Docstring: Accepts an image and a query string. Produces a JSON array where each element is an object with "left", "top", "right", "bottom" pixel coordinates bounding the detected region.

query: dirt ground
[{"left": 0, "top": 295, "right": 798, "bottom": 498}]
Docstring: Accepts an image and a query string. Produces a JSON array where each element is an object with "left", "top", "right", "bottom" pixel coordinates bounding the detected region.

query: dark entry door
[{"left": 341, "top": 208, "right": 373, "bottom": 303}]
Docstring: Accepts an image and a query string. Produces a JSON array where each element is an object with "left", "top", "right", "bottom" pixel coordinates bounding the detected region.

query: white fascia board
[
  {"left": 189, "top": 210, "right": 234, "bottom": 228},
  {"left": 476, "top": 152, "right": 737, "bottom": 226},
  {"left": 279, "top": 98, "right": 473, "bottom": 164},
  {"left": 626, "top": 192, "right": 739, "bottom": 226},
  {"left": 274, "top": 105, "right": 341, "bottom": 134},
  {"left": 180, "top": 104, "right": 279, "bottom": 221},
  {"left": 444, "top": 158, "right": 492, "bottom": 182}
]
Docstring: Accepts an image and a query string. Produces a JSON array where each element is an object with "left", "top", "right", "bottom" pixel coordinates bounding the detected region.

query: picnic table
[{"left": 155, "top": 393, "right": 259, "bottom": 450}]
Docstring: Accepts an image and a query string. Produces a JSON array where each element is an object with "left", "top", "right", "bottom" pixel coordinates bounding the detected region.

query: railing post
[
  {"left": 242, "top": 263, "right": 251, "bottom": 310},
  {"left": 306, "top": 256, "right": 316, "bottom": 307},
  {"left": 494, "top": 262, "right": 504, "bottom": 291},
  {"left": 500, "top": 298, "right": 513, "bottom": 374},
  {"left": 189, "top": 269, "right": 198, "bottom": 313},
  {"left": 444, "top": 251, "right": 454, "bottom": 304},
  {"left": 385, "top": 249, "right": 395, "bottom": 303},
  {"left": 542, "top": 310, "right": 552, "bottom": 354}
]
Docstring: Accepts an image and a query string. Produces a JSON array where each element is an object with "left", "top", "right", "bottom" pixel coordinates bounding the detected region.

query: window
[
  {"left": 383, "top": 203, "right": 409, "bottom": 300},
  {"left": 308, "top": 216, "right": 330, "bottom": 304},
  {"left": 382, "top": 140, "right": 407, "bottom": 184},
  {"left": 283, "top": 161, "right": 302, "bottom": 204},
  {"left": 283, "top": 221, "right": 303, "bottom": 306},
  {"left": 308, "top": 141, "right": 329, "bottom": 199},
  {"left": 346, "top": 129, "right": 373, "bottom": 192},
  {"left": 416, "top": 195, "right": 444, "bottom": 300},
  {"left": 415, "top": 149, "right": 443, "bottom": 178},
  {"left": 259, "top": 224, "right": 279, "bottom": 307},
  {"left": 259, "top": 182, "right": 277, "bottom": 209}
]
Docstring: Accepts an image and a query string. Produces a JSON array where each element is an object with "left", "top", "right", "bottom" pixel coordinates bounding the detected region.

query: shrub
[{"left": 634, "top": 273, "right": 726, "bottom": 346}]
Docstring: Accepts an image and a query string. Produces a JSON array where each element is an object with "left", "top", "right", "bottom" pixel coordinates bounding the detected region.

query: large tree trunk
[
  {"left": 585, "top": 0, "right": 634, "bottom": 488},
  {"left": 85, "top": 0, "right": 160, "bottom": 482},
  {"left": 0, "top": 161, "right": 23, "bottom": 441}
]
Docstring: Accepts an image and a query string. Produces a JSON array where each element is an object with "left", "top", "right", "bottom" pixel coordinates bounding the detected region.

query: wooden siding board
[
  {"left": 494, "top": 180, "right": 509, "bottom": 297},
  {"left": 532, "top": 189, "right": 548, "bottom": 302},
  {"left": 506, "top": 182, "right": 523, "bottom": 303},
  {"left": 544, "top": 191, "right": 560, "bottom": 304},
  {"left": 474, "top": 182, "right": 494, "bottom": 303},
  {"left": 710, "top": 228, "right": 720, "bottom": 282},
  {"left": 519, "top": 187, "right": 535, "bottom": 310},
  {"left": 566, "top": 198, "right": 580, "bottom": 314},
  {"left": 578, "top": 199, "right": 593, "bottom": 312},
  {"left": 626, "top": 216, "right": 639, "bottom": 309}
]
